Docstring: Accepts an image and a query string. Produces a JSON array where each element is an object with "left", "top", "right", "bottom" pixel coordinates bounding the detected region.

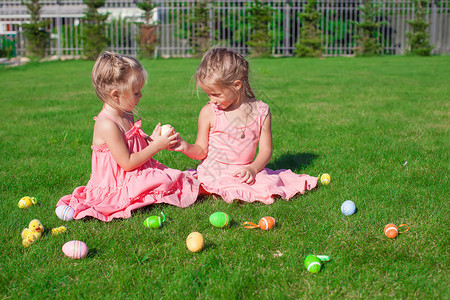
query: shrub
[
  {"left": 354, "top": 0, "right": 385, "bottom": 56},
  {"left": 406, "top": 0, "right": 433, "bottom": 56},
  {"left": 295, "top": 0, "right": 323, "bottom": 57},
  {"left": 136, "top": 0, "right": 158, "bottom": 59},
  {"left": 0, "top": 35, "right": 15, "bottom": 58},
  {"left": 21, "top": 0, "right": 50, "bottom": 59},
  {"left": 189, "top": 0, "right": 211, "bottom": 57},
  {"left": 246, "top": 0, "right": 273, "bottom": 57},
  {"left": 82, "top": 0, "right": 109, "bottom": 60}
]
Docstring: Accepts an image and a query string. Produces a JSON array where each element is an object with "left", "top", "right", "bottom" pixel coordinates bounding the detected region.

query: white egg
[
  {"left": 55, "top": 205, "right": 75, "bottom": 221},
  {"left": 160, "top": 124, "right": 172, "bottom": 136}
]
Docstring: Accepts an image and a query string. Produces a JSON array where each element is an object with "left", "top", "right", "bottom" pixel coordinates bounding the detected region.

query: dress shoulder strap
[
  {"left": 209, "top": 102, "right": 224, "bottom": 116},
  {"left": 95, "top": 112, "right": 127, "bottom": 134},
  {"left": 256, "top": 100, "right": 270, "bottom": 127},
  {"left": 258, "top": 100, "right": 269, "bottom": 117}
]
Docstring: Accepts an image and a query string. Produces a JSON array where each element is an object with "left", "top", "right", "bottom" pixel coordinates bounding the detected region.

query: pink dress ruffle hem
[{"left": 57, "top": 118, "right": 200, "bottom": 222}]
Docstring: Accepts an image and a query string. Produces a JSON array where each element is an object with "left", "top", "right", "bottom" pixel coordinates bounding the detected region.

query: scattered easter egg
[
  {"left": 384, "top": 223, "right": 398, "bottom": 239},
  {"left": 144, "top": 216, "right": 162, "bottom": 228},
  {"left": 160, "top": 124, "right": 172, "bottom": 136},
  {"left": 18, "top": 196, "right": 37, "bottom": 209},
  {"left": 258, "top": 216, "right": 276, "bottom": 230},
  {"left": 144, "top": 212, "right": 166, "bottom": 228},
  {"left": 304, "top": 255, "right": 322, "bottom": 273},
  {"left": 62, "top": 240, "right": 88, "bottom": 259},
  {"left": 209, "top": 212, "right": 229, "bottom": 228},
  {"left": 341, "top": 200, "right": 356, "bottom": 216},
  {"left": 186, "top": 232, "right": 204, "bottom": 253},
  {"left": 55, "top": 205, "right": 75, "bottom": 221},
  {"left": 320, "top": 173, "right": 331, "bottom": 185}
]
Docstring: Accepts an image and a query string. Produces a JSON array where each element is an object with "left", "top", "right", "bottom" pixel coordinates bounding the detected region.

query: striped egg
[
  {"left": 304, "top": 255, "right": 322, "bottom": 273},
  {"left": 18, "top": 196, "right": 37, "bottom": 209},
  {"left": 144, "top": 216, "right": 162, "bottom": 228},
  {"left": 62, "top": 240, "right": 88, "bottom": 259},
  {"left": 384, "top": 223, "right": 398, "bottom": 239},
  {"left": 258, "top": 216, "right": 276, "bottom": 230},
  {"left": 55, "top": 205, "right": 75, "bottom": 221}
]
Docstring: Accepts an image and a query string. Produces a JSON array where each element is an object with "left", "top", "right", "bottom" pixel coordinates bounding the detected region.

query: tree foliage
[
  {"left": 136, "top": 0, "right": 158, "bottom": 59},
  {"left": 295, "top": 0, "right": 323, "bottom": 58},
  {"left": 354, "top": 0, "right": 385, "bottom": 56},
  {"left": 190, "top": 0, "right": 211, "bottom": 57},
  {"left": 246, "top": 0, "right": 273, "bottom": 57},
  {"left": 21, "top": 0, "right": 50, "bottom": 59},
  {"left": 406, "top": 0, "right": 433, "bottom": 56},
  {"left": 82, "top": 0, "right": 109, "bottom": 60},
  {"left": 137, "top": 0, "right": 157, "bottom": 26}
]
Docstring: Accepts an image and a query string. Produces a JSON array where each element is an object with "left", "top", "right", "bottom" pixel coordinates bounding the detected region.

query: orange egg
[
  {"left": 258, "top": 217, "right": 276, "bottom": 230},
  {"left": 186, "top": 232, "right": 204, "bottom": 252},
  {"left": 384, "top": 223, "right": 398, "bottom": 238}
]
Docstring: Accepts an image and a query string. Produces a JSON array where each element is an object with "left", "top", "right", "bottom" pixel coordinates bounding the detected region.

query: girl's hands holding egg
[{"left": 150, "top": 123, "right": 178, "bottom": 150}]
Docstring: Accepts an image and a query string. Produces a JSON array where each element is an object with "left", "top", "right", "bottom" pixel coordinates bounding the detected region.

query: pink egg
[{"left": 62, "top": 240, "right": 88, "bottom": 259}]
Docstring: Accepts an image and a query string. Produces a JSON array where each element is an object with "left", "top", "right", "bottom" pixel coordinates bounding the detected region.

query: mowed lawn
[{"left": 0, "top": 56, "right": 448, "bottom": 298}]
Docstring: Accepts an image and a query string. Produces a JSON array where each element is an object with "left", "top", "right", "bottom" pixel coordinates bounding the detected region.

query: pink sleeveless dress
[
  {"left": 197, "top": 101, "right": 317, "bottom": 204},
  {"left": 57, "top": 114, "right": 200, "bottom": 222}
]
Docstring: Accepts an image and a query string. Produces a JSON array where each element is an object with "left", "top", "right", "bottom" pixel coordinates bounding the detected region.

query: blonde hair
[
  {"left": 195, "top": 47, "right": 255, "bottom": 101},
  {"left": 92, "top": 51, "right": 147, "bottom": 108}
]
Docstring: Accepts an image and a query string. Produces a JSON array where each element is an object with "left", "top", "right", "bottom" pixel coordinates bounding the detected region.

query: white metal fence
[{"left": 1, "top": 0, "right": 449, "bottom": 58}]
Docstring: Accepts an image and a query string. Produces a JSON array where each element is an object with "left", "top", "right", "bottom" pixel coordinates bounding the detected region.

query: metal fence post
[
  {"left": 431, "top": 0, "right": 438, "bottom": 54},
  {"left": 283, "top": 0, "right": 290, "bottom": 56},
  {"left": 56, "top": 0, "right": 62, "bottom": 57}
]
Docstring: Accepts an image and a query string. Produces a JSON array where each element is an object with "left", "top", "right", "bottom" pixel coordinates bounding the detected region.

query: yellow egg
[
  {"left": 186, "top": 232, "right": 204, "bottom": 253},
  {"left": 320, "top": 173, "right": 331, "bottom": 185},
  {"left": 18, "top": 196, "right": 36, "bottom": 209}
]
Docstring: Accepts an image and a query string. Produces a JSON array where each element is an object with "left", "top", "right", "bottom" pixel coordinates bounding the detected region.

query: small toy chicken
[
  {"left": 21, "top": 219, "right": 44, "bottom": 247},
  {"left": 51, "top": 226, "right": 67, "bottom": 236}
]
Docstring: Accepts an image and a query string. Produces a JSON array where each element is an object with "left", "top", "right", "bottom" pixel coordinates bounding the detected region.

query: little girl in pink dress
[
  {"left": 174, "top": 48, "right": 317, "bottom": 204},
  {"left": 57, "top": 52, "right": 199, "bottom": 221}
]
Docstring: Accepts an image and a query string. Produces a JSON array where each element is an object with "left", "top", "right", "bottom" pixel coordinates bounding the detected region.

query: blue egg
[{"left": 341, "top": 200, "right": 356, "bottom": 216}]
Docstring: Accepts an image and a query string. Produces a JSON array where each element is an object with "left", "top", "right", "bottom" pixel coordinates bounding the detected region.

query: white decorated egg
[
  {"left": 160, "top": 124, "right": 172, "bottom": 136},
  {"left": 55, "top": 205, "right": 75, "bottom": 221},
  {"left": 62, "top": 240, "right": 88, "bottom": 259}
]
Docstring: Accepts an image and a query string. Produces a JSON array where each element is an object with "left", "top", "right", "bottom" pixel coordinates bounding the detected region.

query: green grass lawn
[{"left": 0, "top": 56, "right": 448, "bottom": 298}]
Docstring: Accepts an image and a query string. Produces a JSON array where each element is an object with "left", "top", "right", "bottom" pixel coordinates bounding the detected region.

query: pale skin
[
  {"left": 93, "top": 81, "right": 179, "bottom": 172},
  {"left": 173, "top": 78, "right": 273, "bottom": 184}
]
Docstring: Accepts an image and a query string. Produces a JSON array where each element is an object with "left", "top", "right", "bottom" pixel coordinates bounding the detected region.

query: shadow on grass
[
  {"left": 86, "top": 247, "right": 98, "bottom": 258},
  {"left": 266, "top": 152, "right": 317, "bottom": 172}
]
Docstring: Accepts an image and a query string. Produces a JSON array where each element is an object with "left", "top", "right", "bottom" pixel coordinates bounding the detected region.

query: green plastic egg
[
  {"left": 304, "top": 255, "right": 321, "bottom": 273},
  {"left": 144, "top": 212, "right": 166, "bottom": 228},
  {"left": 209, "top": 212, "right": 229, "bottom": 228},
  {"left": 144, "top": 216, "right": 161, "bottom": 228}
]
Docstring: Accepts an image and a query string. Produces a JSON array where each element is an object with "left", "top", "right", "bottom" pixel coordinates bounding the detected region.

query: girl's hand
[
  {"left": 149, "top": 123, "right": 162, "bottom": 141},
  {"left": 150, "top": 123, "right": 178, "bottom": 150},
  {"left": 233, "top": 166, "right": 257, "bottom": 184},
  {"left": 169, "top": 135, "right": 186, "bottom": 152}
]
